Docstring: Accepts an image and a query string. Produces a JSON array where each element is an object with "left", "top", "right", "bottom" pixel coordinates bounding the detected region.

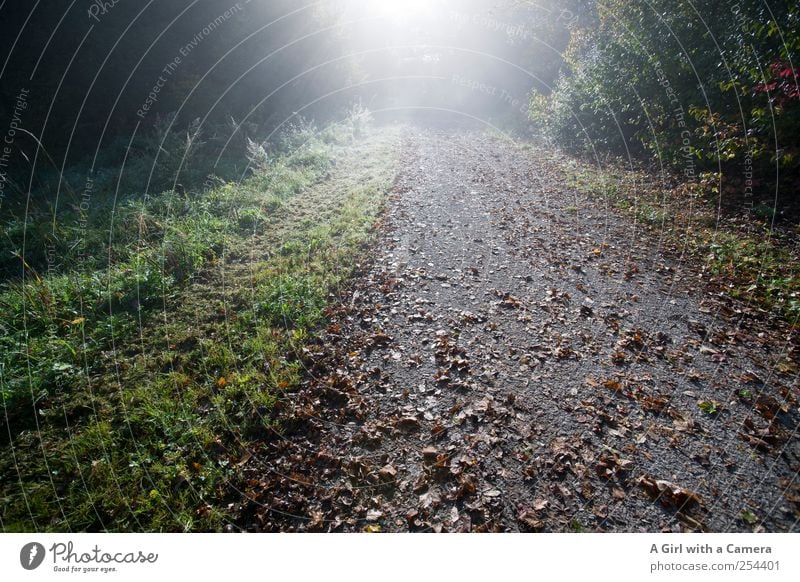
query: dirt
[{"left": 235, "top": 126, "right": 800, "bottom": 533}]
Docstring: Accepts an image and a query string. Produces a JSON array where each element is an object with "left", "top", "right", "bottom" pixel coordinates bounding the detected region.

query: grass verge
[
  {"left": 0, "top": 123, "right": 402, "bottom": 531},
  {"left": 558, "top": 157, "right": 800, "bottom": 324}
]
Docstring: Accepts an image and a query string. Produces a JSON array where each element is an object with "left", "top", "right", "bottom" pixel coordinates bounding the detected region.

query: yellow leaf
[{"left": 70, "top": 317, "right": 86, "bottom": 325}]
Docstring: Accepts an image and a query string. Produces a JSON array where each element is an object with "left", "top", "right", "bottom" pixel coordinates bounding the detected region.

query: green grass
[
  {"left": 558, "top": 156, "right": 800, "bottom": 323},
  {"left": 0, "top": 120, "right": 402, "bottom": 531},
  {"left": 703, "top": 231, "right": 800, "bottom": 322}
]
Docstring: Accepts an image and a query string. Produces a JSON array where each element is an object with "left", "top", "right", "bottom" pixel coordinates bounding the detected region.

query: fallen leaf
[
  {"left": 378, "top": 464, "right": 397, "bottom": 482},
  {"left": 637, "top": 475, "right": 702, "bottom": 511},
  {"left": 517, "top": 508, "right": 544, "bottom": 531}
]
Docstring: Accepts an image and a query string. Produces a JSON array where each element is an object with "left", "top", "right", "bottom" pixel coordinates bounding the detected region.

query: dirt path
[{"left": 237, "top": 126, "right": 799, "bottom": 532}]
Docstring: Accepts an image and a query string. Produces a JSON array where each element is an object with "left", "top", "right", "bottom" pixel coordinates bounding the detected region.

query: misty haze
[{"left": 0, "top": 0, "right": 798, "bottom": 536}]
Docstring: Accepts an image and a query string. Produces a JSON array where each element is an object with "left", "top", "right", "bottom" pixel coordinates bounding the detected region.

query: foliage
[
  {"left": 562, "top": 151, "right": 800, "bottom": 323},
  {"left": 531, "top": 0, "right": 800, "bottom": 211}
]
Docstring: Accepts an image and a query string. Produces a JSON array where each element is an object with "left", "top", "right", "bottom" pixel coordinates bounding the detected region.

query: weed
[
  {"left": 556, "top": 148, "right": 800, "bottom": 322},
  {"left": 0, "top": 117, "right": 402, "bottom": 531}
]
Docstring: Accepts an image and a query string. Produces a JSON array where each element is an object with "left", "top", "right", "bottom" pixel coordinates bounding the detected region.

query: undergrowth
[
  {"left": 561, "top": 158, "right": 800, "bottom": 324},
  {"left": 0, "top": 111, "right": 401, "bottom": 531}
]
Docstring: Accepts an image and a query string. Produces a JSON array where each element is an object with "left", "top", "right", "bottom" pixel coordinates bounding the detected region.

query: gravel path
[{"left": 238, "top": 126, "right": 799, "bottom": 532}]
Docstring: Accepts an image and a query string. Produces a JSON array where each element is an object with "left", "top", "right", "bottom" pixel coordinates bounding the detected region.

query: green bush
[{"left": 531, "top": 0, "right": 800, "bottom": 203}]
